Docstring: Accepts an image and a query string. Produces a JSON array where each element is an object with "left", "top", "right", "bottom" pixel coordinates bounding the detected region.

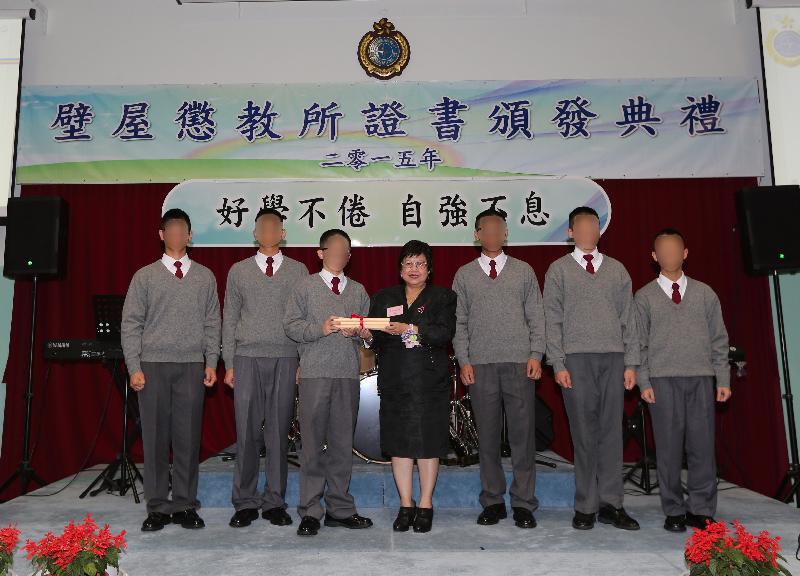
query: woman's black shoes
[
  {"left": 393, "top": 505, "right": 417, "bottom": 532},
  {"left": 413, "top": 507, "right": 434, "bottom": 533}
]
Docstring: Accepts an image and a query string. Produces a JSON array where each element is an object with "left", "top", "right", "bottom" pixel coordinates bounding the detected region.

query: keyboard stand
[{"left": 80, "top": 359, "right": 143, "bottom": 501}]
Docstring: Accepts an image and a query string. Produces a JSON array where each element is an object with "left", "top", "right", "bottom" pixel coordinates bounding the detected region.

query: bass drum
[{"left": 352, "top": 370, "right": 390, "bottom": 464}]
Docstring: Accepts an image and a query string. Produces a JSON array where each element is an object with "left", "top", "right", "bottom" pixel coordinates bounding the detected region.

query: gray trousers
[
  {"left": 231, "top": 356, "right": 298, "bottom": 512},
  {"left": 471, "top": 362, "right": 539, "bottom": 511},
  {"left": 562, "top": 353, "right": 625, "bottom": 514},
  {"left": 297, "top": 377, "right": 360, "bottom": 520},
  {"left": 648, "top": 376, "right": 717, "bottom": 517},
  {"left": 139, "top": 362, "right": 205, "bottom": 514}
]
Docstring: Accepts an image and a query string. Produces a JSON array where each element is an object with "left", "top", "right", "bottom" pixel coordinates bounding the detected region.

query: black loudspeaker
[
  {"left": 4, "top": 196, "right": 68, "bottom": 278},
  {"left": 737, "top": 185, "right": 800, "bottom": 275}
]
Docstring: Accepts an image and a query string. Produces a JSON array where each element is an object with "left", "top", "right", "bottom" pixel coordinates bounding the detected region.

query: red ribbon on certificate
[{"left": 351, "top": 313, "right": 365, "bottom": 330}]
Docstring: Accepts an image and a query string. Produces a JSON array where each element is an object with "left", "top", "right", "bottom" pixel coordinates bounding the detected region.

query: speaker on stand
[
  {"left": 737, "top": 185, "right": 800, "bottom": 507},
  {"left": 0, "top": 195, "right": 68, "bottom": 498}
]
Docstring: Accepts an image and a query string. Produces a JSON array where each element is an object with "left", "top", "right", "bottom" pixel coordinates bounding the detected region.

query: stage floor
[{"left": 1, "top": 456, "right": 799, "bottom": 576}]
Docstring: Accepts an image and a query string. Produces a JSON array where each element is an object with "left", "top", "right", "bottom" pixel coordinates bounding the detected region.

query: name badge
[{"left": 386, "top": 305, "right": 403, "bottom": 317}]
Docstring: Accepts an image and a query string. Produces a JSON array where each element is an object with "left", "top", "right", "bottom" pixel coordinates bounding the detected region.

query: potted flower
[
  {"left": 0, "top": 525, "right": 21, "bottom": 576},
  {"left": 685, "top": 519, "right": 793, "bottom": 575},
  {"left": 23, "top": 515, "right": 126, "bottom": 576}
]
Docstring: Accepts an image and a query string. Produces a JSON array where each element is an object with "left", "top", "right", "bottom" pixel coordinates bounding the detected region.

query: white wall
[{"left": 20, "top": 0, "right": 764, "bottom": 84}]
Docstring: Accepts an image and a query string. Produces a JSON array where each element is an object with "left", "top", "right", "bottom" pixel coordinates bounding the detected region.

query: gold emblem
[
  {"left": 358, "top": 18, "right": 410, "bottom": 80},
  {"left": 765, "top": 15, "right": 800, "bottom": 68}
]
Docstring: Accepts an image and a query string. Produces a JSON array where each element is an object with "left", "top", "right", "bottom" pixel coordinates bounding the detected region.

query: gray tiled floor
[{"left": 1, "top": 466, "right": 798, "bottom": 576}]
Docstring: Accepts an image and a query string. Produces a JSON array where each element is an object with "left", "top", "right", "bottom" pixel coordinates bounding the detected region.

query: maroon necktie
[
  {"left": 583, "top": 254, "right": 595, "bottom": 274},
  {"left": 174, "top": 261, "right": 184, "bottom": 279},
  {"left": 489, "top": 259, "right": 497, "bottom": 280},
  {"left": 672, "top": 282, "right": 681, "bottom": 304},
  {"left": 266, "top": 256, "right": 274, "bottom": 277},
  {"left": 331, "top": 276, "right": 340, "bottom": 295}
]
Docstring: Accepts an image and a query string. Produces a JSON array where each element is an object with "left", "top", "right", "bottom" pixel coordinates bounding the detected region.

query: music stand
[{"left": 80, "top": 295, "right": 142, "bottom": 501}]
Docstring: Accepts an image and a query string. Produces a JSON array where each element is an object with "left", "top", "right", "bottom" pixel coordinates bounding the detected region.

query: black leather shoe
[
  {"left": 685, "top": 512, "right": 715, "bottom": 530},
  {"left": 141, "top": 512, "right": 171, "bottom": 532},
  {"left": 173, "top": 508, "right": 205, "bottom": 529},
  {"left": 572, "top": 511, "right": 596, "bottom": 530},
  {"left": 229, "top": 508, "right": 259, "bottom": 528},
  {"left": 413, "top": 507, "right": 433, "bottom": 533},
  {"left": 477, "top": 503, "right": 507, "bottom": 525},
  {"left": 324, "top": 513, "right": 373, "bottom": 529},
  {"left": 262, "top": 507, "right": 293, "bottom": 526},
  {"left": 598, "top": 505, "right": 640, "bottom": 531},
  {"left": 393, "top": 505, "right": 417, "bottom": 532},
  {"left": 297, "top": 516, "right": 321, "bottom": 536},
  {"left": 512, "top": 507, "right": 537, "bottom": 529},
  {"left": 664, "top": 514, "right": 687, "bottom": 532}
]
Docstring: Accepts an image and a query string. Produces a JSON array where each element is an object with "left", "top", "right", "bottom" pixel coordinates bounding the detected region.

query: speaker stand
[
  {"left": 773, "top": 271, "right": 800, "bottom": 507},
  {"left": 0, "top": 276, "right": 46, "bottom": 499}
]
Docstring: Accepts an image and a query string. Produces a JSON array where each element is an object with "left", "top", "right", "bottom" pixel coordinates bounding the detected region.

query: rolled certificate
[{"left": 333, "top": 316, "right": 391, "bottom": 330}]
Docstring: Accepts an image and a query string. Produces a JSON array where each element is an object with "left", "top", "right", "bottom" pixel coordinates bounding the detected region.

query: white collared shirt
[
  {"left": 255, "top": 250, "right": 283, "bottom": 275},
  {"left": 478, "top": 251, "right": 508, "bottom": 277},
  {"left": 657, "top": 272, "right": 687, "bottom": 299},
  {"left": 319, "top": 268, "right": 347, "bottom": 292},
  {"left": 161, "top": 253, "right": 191, "bottom": 276},
  {"left": 572, "top": 246, "right": 603, "bottom": 271}
]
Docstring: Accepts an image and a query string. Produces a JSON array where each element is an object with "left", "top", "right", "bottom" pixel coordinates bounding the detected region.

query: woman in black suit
[{"left": 368, "top": 240, "right": 457, "bottom": 533}]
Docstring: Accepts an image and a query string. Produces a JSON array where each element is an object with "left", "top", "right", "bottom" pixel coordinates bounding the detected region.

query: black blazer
[{"left": 368, "top": 284, "right": 457, "bottom": 396}]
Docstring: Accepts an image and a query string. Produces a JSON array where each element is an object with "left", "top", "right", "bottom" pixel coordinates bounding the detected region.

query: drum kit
[{"left": 287, "top": 348, "right": 481, "bottom": 466}]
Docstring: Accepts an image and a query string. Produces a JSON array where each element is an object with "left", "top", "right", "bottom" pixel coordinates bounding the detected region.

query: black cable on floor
[{"left": 24, "top": 367, "right": 115, "bottom": 498}]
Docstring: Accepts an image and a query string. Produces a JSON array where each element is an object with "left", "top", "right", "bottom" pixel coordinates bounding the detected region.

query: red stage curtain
[{"left": 0, "top": 178, "right": 789, "bottom": 502}]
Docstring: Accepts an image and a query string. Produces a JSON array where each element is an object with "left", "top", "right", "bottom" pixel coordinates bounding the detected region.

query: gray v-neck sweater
[
  {"left": 634, "top": 277, "right": 730, "bottom": 390},
  {"left": 283, "top": 273, "right": 370, "bottom": 379},
  {"left": 543, "top": 253, "right": 639, "bottom": 373},
  {"left": 121, "top": 260, "right": 221, "bottom": 375},
  {"left": 452, "top": 256, "right": 545, "bottom": 366},
  {"left": 222, "top": 255, "right": 309, "bottom": 366}
]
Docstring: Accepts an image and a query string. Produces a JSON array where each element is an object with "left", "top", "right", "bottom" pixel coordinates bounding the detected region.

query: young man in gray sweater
[
  {"left": 453, "top": 208, "right": 545, "bottom": 530},
  {"left": 223, "top": 208, "right": 309, "bottom": 529},
  {"left": 635, "top": 228, "right": 731, "bottom": 533},
  {"left": 283, "top": 229, "right": 372, "bottom": 537},
  {"left": 121, "top": 208, "right": 221, "bottom": 532},
  {"left": 543, "top": 206, "right": 640, "bottom": 531}
]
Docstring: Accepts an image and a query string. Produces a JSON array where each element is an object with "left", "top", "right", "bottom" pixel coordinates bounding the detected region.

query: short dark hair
[
  {"left": 653, "top": 227, "right": 685, "bottom": 248},
  {"left": 255, "top": 207, "right": 286, "bottom": 223},
  {"left": 319, "top": 228, "right": 351, "bottom": 248},
  {"left": 475, "top": 208, "right": 507, "bottom": 230},
  {"left": 568, "top": 206, "right": 599, "bottom": 229},
  {"left": 161, "top": 208, "right": 191, "bottom": 232},
  {"left": 398, "top": 240, "right": 433, "bottom": 274}
]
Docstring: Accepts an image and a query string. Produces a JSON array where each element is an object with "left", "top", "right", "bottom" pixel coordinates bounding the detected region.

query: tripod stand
[
  {"left": 79, "top": 359, "right": 142, "bottom": 501},
  {"left": 80, "top": 295, "right": 142, "bottom": 501},
  {"left": 0, "top": 276, "right": 46, "bottom": 498},
  {"left": 772, "top": 271, "right": 800, "bottom": 507}
]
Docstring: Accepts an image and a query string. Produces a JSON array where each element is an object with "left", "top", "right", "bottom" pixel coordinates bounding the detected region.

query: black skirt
[{"left": 377, "top": 345, "right": 451, "bottom": 459}]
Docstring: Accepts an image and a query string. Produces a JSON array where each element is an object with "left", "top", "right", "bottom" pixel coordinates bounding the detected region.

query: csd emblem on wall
[{"left": 358, "top": 18, "right": 410, "bottom": 80}]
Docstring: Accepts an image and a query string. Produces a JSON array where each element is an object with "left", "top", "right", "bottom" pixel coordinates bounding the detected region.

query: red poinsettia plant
[
  {"left": 685, "top": 519, "right": 793, "bottom": 575},
  {"left": 23, "top": 514, "right": 126, "bottom": 576},
  {"left": 0, "top": 525, "right": 21, "bottom": 576}
]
